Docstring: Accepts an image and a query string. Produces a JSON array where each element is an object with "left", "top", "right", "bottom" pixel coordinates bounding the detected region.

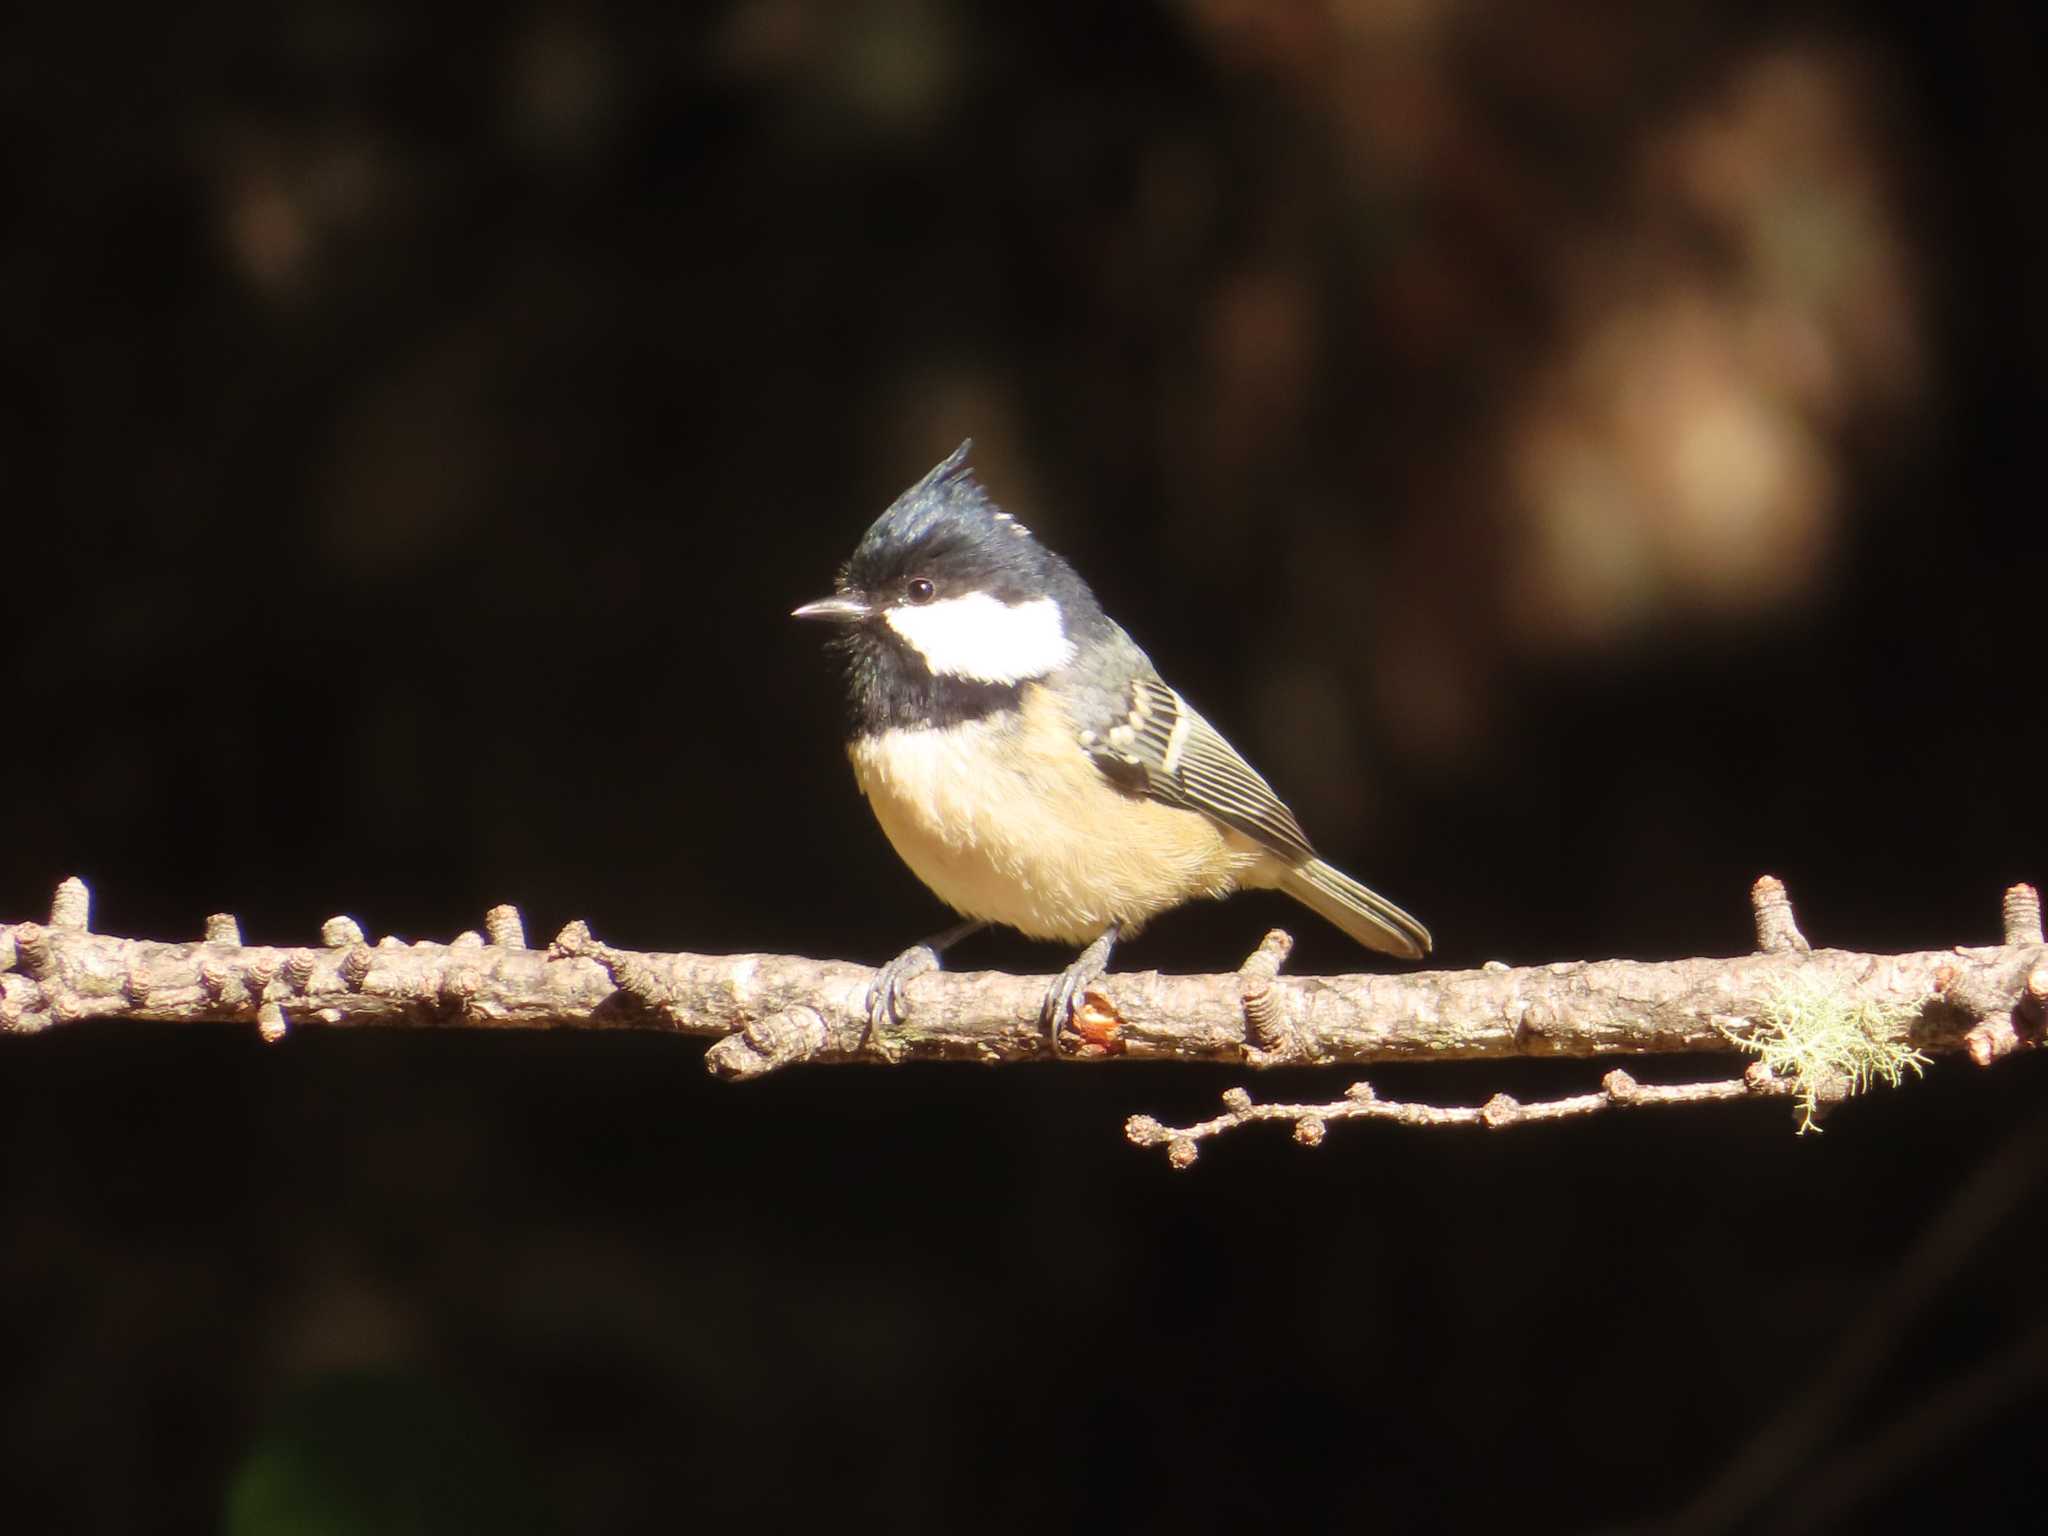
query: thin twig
[{"left": 1125, "top": 1066, "right": 1801, "bottom": 1168}]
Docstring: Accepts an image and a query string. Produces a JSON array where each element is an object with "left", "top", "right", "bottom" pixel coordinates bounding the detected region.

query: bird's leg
[
  {"left": 1042, "top": 923, "right": 1121, "bottom": 1052},
  {"left": 866, "top": 919, "right": 986, "bottom": 1040}
]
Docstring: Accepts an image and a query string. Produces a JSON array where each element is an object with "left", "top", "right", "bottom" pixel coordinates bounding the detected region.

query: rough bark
[{"left": 5, "top": 877, "right": 2042, "bottom": 1161}]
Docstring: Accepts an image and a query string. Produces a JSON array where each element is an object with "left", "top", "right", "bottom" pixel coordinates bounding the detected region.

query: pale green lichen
[{"left": 1723, "top": 968, "right": 1930, "bottom": 1133}]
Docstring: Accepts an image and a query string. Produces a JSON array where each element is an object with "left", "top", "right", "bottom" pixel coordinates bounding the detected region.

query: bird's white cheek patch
[{"left": 883, "top": 593, "right": 1075, "bottom": 684}]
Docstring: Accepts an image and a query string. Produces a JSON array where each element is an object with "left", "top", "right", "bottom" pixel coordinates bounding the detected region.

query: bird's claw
[
  {"left": 866, "top": 943, "right": 940, "bottom": 1042},
  {"left": 1040, "top": 926, "right": 1119, "bottom": 1055},
  {"left": 1041, "top": 971, "right": 1084, "bottom": 1051}
]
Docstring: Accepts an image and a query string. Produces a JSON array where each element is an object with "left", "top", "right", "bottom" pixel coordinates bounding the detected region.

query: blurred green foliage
[{"left": 224, "top": 1372, "right": 549, "bottom": 1536}]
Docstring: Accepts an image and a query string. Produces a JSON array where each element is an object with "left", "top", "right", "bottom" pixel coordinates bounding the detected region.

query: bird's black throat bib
[{"left": 836, "top": 623, "right": 1024, "bottom": 734}]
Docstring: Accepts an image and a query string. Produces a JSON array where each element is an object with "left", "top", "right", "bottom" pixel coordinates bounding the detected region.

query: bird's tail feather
[{"left": 1278, "top": 859, "right": 1431, "bottom": 960}]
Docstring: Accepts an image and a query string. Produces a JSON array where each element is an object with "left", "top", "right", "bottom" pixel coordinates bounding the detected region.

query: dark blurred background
[{"left": 3, "top": 1, "right": 2044, "bottom": 1531}]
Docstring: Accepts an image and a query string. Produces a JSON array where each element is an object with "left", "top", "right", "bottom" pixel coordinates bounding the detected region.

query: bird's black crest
[
  {"left": 836, "top": 443, "right": 1087, "bottom": 612},
  {"left": 822, "top": 441, "right": 1109, "bottom": 734}
]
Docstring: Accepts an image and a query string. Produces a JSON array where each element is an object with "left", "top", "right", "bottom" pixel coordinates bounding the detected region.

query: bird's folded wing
[{"left": 1086, "top": 676, "right": 1317, "bottom": 865}]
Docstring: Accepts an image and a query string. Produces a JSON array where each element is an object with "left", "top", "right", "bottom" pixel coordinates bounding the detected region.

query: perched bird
[{"left": 794, "top": 442, "right": 1431, "bottom": 1045}]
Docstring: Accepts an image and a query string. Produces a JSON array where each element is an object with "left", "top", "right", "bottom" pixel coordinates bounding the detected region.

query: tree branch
[{"left": 3, "top": 876, "right": 2042, "bottom": 1161}]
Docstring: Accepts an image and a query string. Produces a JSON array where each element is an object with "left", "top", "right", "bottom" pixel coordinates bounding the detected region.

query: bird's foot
[
  {"left": 866, "top": 943, "right": 940, "bottom": 1044},
  {"left": 865, "top": 920, "right": 986, "bottom": 1049},
  {"left": 1042, "top": 924, "right": 1120, "bottom": 1055}
]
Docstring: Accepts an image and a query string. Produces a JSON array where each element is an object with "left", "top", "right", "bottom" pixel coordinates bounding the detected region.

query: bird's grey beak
[{"left": 791, "top": 595, "right": 872, "bottom": 623}]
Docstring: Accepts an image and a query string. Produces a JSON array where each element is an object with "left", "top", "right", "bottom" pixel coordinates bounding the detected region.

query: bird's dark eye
[{"left": 905, "top": 577, "right": 936, "bottom": 605}]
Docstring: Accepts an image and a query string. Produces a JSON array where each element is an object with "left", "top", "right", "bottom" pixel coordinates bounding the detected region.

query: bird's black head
[{"left": 794, "top": 441, "right": 1106, "bottom": 734}]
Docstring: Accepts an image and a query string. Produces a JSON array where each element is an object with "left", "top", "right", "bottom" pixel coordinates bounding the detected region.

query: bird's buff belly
[{"left": 846, "top": 696, "right": 1265, "bottom": 944}]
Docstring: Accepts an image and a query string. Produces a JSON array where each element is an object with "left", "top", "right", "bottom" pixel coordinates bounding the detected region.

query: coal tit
[{"left": 795, "top": 442, "right": 1431, "bottom": 1046}]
